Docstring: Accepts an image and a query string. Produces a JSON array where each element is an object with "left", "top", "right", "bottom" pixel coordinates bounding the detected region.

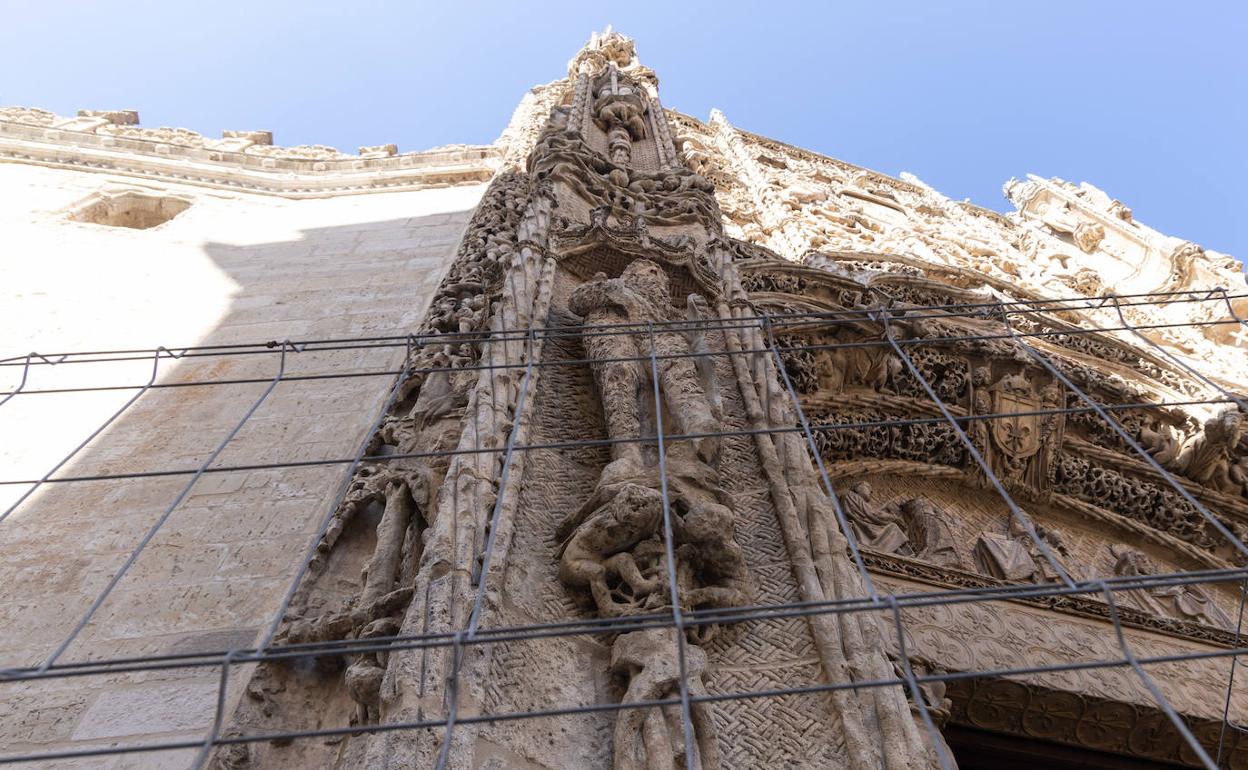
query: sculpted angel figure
[{"left": 1173, "top": 409, "right": 1244, "bottom": 494}]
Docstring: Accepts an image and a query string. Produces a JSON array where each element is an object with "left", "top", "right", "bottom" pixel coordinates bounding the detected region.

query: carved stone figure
[
  {"left": 611, "top": 628, "right": 721, "bottom": 770},
  {"left": 1110, "top": 546, "right": 1233, "bottom": 628},
  {"left": 1172, "top": 408, "right": 1244, "bottom": 494},
  {"left": 967, "top": 366, "right": 994, "bottom": 488},
  {"left": 1073, "top": 221, "right": 1106, "bottom": 253},
  {"left": 592, "top": 65, "right": 649, "bottom": 165},
  {"left": 1030, "top": 381, "right": 1065, "bottom": 494},
  {"left": 901, "top": 497, "right": 963, "bottom": 568},
  {"left": 841, "top": 481, "right": 911, "bottom": 556},
  {"left": 1138, "top": 418, "right": 1183, "bottom": 466},
  {"left": 558, "top": 255, "right": 748, "bottom": 768},
  {"left": 568, "top": 259, "right": 720, "bottom": 470},
  {"left": 974, "top": 511, "right": 1080, "bottom": 583},
  {"left": 556, "top": 439, "right": 749, "bottom": 624},
  {"left": 819, "top": 335, "right": 901, "bottom": 394},
  {"left": 558, "top": 480, "right": 667, "bottom": 617},
  {"left": 561, "top": 258, "right": 749, "bottom": 617},
  {"left": 1231, "top": 454, "right": 1248, "bottom": 497}
]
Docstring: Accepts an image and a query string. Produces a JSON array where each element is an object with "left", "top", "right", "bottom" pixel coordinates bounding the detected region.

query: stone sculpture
[
  {"left": 839, "top": 484, "right": 963, "bottom": 569},
  {"left": 1171, "top": 408, "right": 1244, "bottom": 495},
  {"left": 841, "top": 481, "right": 911, "bottom": 556},
  {"left": 568, "top": 259, "right": 720, "bottom": 470},
  {"left": 557, "top": 255, "right": 750, "bottom": 768},
  {"left": 901, "top": 497, "right": 963, "bottom": 568},
  {"left": 974, "top": 511, "right": 1081, "bottom": 584},
  {"left": 611, "top": 628, "right": 721, "bottom": 770},
  {"left": 1110, "top": 546, "right": 1233, "bottom": 629},
  {"left": 172, "top": 28, "right": 1248, "bottom": 770}
]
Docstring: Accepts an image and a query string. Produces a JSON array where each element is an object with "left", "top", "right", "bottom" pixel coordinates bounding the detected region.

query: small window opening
[{"left": 70, "top": 193, "right": 190, "bottom": 230}]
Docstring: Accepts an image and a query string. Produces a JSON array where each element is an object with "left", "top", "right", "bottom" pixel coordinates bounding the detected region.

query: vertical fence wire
[{"left": 648, "top": 322, "right": 699, "bottom": 770}]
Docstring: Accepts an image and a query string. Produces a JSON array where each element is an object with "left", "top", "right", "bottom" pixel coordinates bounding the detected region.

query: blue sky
[{"left": 4, "top": 1, "right": 1245, "bottom": 261}]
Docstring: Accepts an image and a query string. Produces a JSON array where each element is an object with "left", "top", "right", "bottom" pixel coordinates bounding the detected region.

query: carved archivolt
[{"left": 732, "top": 257, "right": 1248, "bottom": 653}]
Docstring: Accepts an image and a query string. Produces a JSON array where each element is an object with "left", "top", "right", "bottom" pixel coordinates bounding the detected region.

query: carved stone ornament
[
  {"left": 557, "top": 258, "right": 748, "bottom": 630},
  {"left": 182, "top": 29, "right": 1248, "bottom": 770},
  {"left": 1110, "top": 545, "right": 1233, "bottom": 629},
  {"left": 610, "top": 628, "right": 721, "bottom": 770}
]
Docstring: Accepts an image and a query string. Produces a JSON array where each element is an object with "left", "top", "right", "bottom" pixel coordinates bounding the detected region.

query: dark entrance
[{"left": 946, "top": 726, "right": 1193, "bottom": 769}]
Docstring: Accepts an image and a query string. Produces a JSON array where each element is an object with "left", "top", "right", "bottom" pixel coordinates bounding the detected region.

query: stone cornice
[{"left": 0, "top": 108, "right": 501, "bottom": 197}]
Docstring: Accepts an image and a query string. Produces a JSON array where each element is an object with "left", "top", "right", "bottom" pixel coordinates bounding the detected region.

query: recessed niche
[{"left": 70, "top": 192, "right": 191, "bottom": 230}]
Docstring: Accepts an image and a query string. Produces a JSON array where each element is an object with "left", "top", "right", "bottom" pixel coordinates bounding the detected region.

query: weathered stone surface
[{"left": 2, "top": 27, "right": 1245, "bottom": 770}]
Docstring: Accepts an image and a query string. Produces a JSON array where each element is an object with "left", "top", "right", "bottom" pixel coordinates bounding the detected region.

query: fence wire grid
[{"left": 1, "top": 287, "right": 1247, "bottom": 769}]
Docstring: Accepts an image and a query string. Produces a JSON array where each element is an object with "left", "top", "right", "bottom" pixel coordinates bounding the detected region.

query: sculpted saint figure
[
  {"left": 974, "top": 511, "right": 1079, "bottom": 583},
  {"left": 1029, "top": 381, "right": 1065, "bottom": 493},
  {"left": 840, "top": 481, "right": 911, "bottom": 555},
  {"left": 901, "top": 497, "right": 962, "bottom": 568},
  {"left": 1110, "top": 546, "right": 1232, "bottom": 628},
  {"left": 835, "top": 486, "right": 965, "bottom": 569}
]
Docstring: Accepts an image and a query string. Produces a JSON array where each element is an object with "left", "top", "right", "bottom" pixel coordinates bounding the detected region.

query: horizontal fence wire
[
  {"left": 2, "top": 286, "right": 1247, "bottom": 766},
  {"left": 3, "top": 289, "right": 1246, "bottom": 369}
]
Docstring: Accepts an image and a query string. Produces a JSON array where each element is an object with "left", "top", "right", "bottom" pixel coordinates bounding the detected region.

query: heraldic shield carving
[{"left": 990, "top": 373, "right": 1042, "bottom": 460}]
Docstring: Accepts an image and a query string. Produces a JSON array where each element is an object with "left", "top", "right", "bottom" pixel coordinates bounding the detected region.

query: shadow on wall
[{"left": 0, "top": 199, "right": 477, "bottom": 764}]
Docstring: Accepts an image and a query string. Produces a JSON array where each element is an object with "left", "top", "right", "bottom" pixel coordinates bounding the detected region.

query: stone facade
[{"left": 2, "top": 29, "right": 1247, "bottom": 770}]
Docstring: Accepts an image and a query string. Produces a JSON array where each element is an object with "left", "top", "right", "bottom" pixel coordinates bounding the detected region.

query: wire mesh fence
[{"left": 1, "top": 288, "right": 1246, "bottom": 768}]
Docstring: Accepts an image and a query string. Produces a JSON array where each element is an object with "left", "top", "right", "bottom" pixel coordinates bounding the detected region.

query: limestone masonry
[{"left": 2, "top": 30, "right": 1247, "bottom": 770}]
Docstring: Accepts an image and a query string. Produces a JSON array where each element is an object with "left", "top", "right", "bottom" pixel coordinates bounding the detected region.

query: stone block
[{"left": 71, "top": 683, "right": 219, "bottom": 740}]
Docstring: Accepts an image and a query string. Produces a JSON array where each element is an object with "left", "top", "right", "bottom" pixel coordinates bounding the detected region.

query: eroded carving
[
  {"left": 840, "top": 483, "right": 962, "bottom": 569},
  {"left": 1170, "top": 408, "right": 1245, "bottom": 496},
  {"left": 973, "top": 511, "right": 1081, "bottom": 583},
  {"left": 611, "top": 628, "right": 721, "bottom": 770},
  {"left": 556, "top": 255, "right": 751, "bottom": 767},
  {"left": 1110, "top": 546, "right": 1233, "bottom": 629}
]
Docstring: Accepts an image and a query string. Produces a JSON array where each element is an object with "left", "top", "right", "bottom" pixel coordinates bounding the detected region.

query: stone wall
[{"left": 0, "top": 160, "right": 486, "bottom": 767}]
